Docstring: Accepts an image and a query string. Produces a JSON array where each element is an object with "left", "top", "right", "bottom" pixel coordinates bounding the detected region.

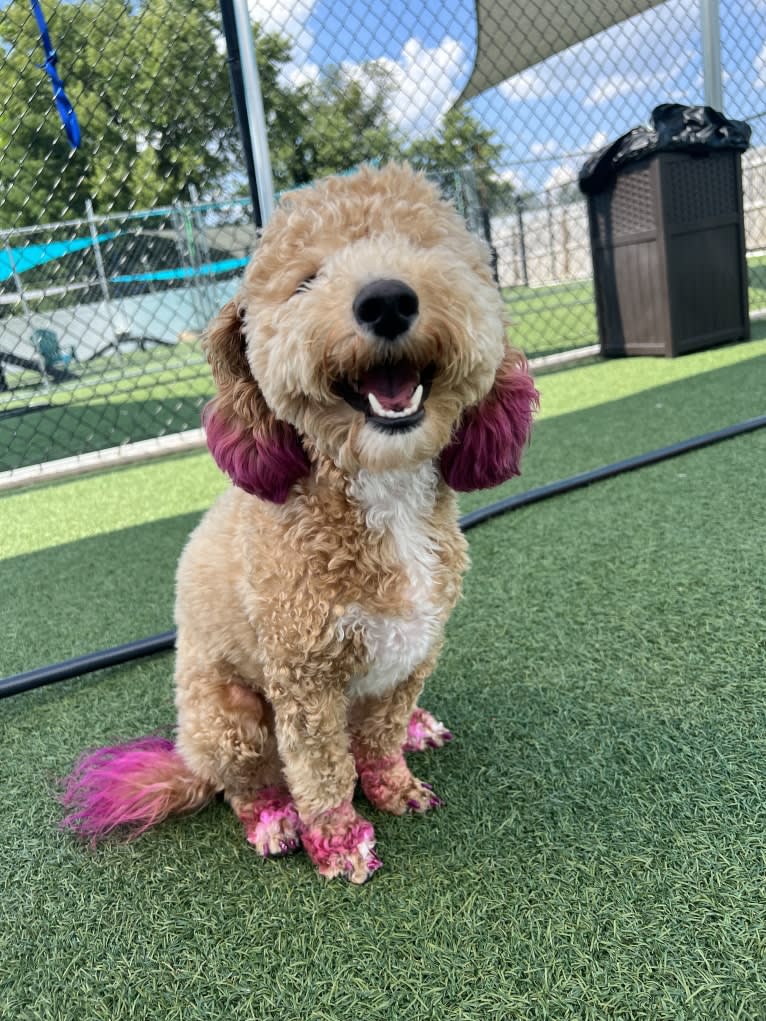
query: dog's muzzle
[{"left": 335, "top": 278, "right": 431, "bottom": 434}]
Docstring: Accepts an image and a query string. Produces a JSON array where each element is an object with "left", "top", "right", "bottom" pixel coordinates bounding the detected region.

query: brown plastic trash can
[{"left": 586, "top": 149, "right": 750, "bottom": 357}]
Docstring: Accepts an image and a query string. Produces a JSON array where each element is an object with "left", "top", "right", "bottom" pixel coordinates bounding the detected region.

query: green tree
[
  {"left": 407, "top": 106, "right": 515, "bottom": 215},
  {"left": 278, "top": 62, "right": 404, "bottom": 187},
  {"left": 0, "top": 0, "right": 300, "bottom": 228}
]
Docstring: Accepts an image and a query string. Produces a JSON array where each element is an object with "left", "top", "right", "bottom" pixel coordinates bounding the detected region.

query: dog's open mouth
[{"left": 336, "top": 360, "right": 435, "bottom": 433}]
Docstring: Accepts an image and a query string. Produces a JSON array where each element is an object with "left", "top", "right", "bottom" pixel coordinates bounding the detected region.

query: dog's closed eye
[{"left": 294, "top": 273, "right": 317, "bottom": 295}]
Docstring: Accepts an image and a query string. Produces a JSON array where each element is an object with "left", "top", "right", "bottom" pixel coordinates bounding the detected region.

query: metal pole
[
  {"left": 231, "top": 0, "right": 275, "bottom": 224},
  {"left": 219, "top": 0, "right": 262, "bottom": 228},
  {"left": 86, "top": 198, "right": 110, "bottom": 301},
  {"left": 515, "top": 194, "right": 529, "bottom": 288},
  {"left": 546, "top": 189, "right": 556, "bottom": 282},
  {"left": 5, "top": 242, "right": 32, "bottom": 319},
  {"left": 5, "top": 242, "right": 48, "bottom": 386},
  {"left": 561, "top": 205, "right": 570, "bottom": 280},
  {"left": 188, "top": 183, "right": 217, "bottom": 321},
  {"left": 700, "top": 0, "right": 723, "bottom": 110}
]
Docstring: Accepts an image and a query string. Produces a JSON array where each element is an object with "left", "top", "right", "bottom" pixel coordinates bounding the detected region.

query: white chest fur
[{"left": 341, "top": 464, "right": 443, "bottom": 699}]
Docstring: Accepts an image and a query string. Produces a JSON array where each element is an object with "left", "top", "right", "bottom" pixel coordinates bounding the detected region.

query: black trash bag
[{"left": 579, "top": 104, "right": 751, "bottom": 196}]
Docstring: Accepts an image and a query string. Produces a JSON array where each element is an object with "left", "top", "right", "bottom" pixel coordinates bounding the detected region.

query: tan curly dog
[{"left": 62, "top": 163, "right": 539, "bottom": 883}]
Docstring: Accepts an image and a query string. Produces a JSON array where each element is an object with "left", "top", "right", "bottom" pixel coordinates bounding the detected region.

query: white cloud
[
  {"left": 248, "top": 0, "right": 320, "bottom": 90},
  {"left": 529, "top": 139, "right": 563, "bottom": 159},
  {"left": 539, "top": 130, "right": 612, "bottom": 191},
  {"left": 340, "top": 36, "right": 469, "bottom": 138},
  {"left": 249, "top": 0, "right": 316, "bottom": 63},
  {"left": 282, "top": 61, "right": 321, "bottom": 90},
  {"left": 542, "top": 160, "right": 578, "bottom": 192},
  {"left": 495, "top": 166, "right": 525, "bottom": 191},
  {"left": 756, "top": 40, "right": 766, "bottom": 84},
  {"left": 390, "top": 37, "right": 469, "bottom": 135},
  {"left": 499, "top": 66, "right": 565, "bottom": 102},
  {"left": 589, "top": 131, "right": 610, "bottom": 151},
  {"left": 263, "top": 33, "right": 468, "bottom": 138},
  {"left": 248, "top": 6, "right": 467, "bottom": 134},
  {"left": 583, "top": 56, "right": 690, "bottom": 107}
]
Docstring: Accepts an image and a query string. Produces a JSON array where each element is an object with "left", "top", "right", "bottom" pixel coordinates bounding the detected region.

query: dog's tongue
[{"left": 357, "top": 363, "right": 420, "bottom": 411}]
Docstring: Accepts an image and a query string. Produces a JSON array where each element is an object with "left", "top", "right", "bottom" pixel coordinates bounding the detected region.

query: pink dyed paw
[
  {"left": 357, "top": 754, "right": 444, "bottom": 816},
  {"left": 403, "top": 707, "right": 454, "bottom": 753},
  {"left": 237, "top": 787, "right": 300, "bottom": 857},
  {"left": 300, "top": 802, "right": 381, "bottom": 884}
]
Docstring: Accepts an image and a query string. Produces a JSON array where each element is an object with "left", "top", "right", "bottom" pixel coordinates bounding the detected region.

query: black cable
[
  {"left": 0, "top": 632, "right": 176, "bottom": 699},
  {"left": 2, "top": 412, "right": 765, "bottom": 700},
  {"left": 459, "top": 412, "right": 766, "bottom": 531}
]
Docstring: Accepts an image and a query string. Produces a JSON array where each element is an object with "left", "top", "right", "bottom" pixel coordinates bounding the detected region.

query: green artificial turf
[{"left": 1, "top": 338, "right": 766, "bottom": 1019}]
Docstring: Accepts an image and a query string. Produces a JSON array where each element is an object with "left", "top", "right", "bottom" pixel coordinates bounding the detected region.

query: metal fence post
[
  {"left": 231, "top": 0, "right": 276, "bottom": 224},
  {"left": 86, "top": 199, "right": 110, "bottom": 302},
  {"left": 4, "top": 241, "right": 32, "bottom": 320},
  {"left": 171, "top": 204, "right": 203, "bottom": 337},
  {"left": 515, "top": 194, "right": 529, "bottom": 288},
  {"left": 4, "top": 241, "right": 48, "bottom": 389},
  {"left": 546, "top": 189, "right": 556, "bottom": 282},
  {"left": 561, "top": 206, "right": 571, "bottom": 280},
  {"left": 188, "top": 184, "right": 217, "bottom": 323},
  {"left": 700, "top": 0, "right": 724, "bottom": 111}
]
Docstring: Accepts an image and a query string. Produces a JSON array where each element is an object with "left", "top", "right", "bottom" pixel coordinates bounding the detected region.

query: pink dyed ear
[
  {"left": 202, "top": 298, "right": 311, "bottom": 503},
  {"left": 440, "top": 349, "right": 539, "bottom": 492},
  {"left": 203, "top": 403, "right": 310, "bottom": 504}
]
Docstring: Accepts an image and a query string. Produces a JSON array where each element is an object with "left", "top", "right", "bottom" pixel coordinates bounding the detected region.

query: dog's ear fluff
[
  {"left": 202, "top": 299, "right": 310, "bottom": 503},
  {"left": 440, "top": 347, "right": 539, "bottom": 492}
]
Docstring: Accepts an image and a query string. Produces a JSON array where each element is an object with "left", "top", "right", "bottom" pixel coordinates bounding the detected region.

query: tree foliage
[
  {"left": 406, "top": 106, "right": 515, "bottom": 214},
  {"left": 274, "top": 63, "right": 403, "bottom": 188},
  {"left": 0, "top": 0, "right": 297, "bottom": 227}
]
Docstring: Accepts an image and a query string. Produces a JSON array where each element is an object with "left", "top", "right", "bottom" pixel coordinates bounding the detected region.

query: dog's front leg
[
  {"left": 268, "top": 684, "right": 381, "bottom": 884},
  {"left": 350, "top": 659, "right": 445, "bottom": 816}
]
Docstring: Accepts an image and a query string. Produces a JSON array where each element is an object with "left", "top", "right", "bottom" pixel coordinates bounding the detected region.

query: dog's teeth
[
  {"left": 368, "top": 383, "right": 424, "bottom": 419},
  {"left": 368, "top": 392, "right": 387, "bottom": 417}
]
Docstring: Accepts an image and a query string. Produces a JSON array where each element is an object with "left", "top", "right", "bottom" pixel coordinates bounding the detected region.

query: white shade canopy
[{"left": 458, "top": 0, "right": 665, "bottom": 100}]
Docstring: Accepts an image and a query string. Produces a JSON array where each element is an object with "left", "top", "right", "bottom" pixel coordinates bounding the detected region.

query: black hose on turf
[
  {"left": 458, "top": 412, "right": 766, "bottom": 530},
  {"left": 2, "top": 412, "right": 765, "bottom": 700},
  {"left": 0, "top": 631, "right": 176, "bottom": 699}
]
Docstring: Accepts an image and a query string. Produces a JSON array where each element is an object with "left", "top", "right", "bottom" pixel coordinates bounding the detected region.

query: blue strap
[{"left": 29, "top": 0, "right": 81, "bottom": 148}]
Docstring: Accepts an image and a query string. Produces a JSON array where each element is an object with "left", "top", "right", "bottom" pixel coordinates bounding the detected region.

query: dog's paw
[
  {"left": 357, "top": 754, "right": 444, "bottom": 816},
  {"left": 403, "top": 707, "right": 454, "bottom": 753},
  {"left": 237, "top": 787, "right": 301, "bottom": 857},
  {"left": 300, "top": 802, "right": 381, "bottom": 884}
]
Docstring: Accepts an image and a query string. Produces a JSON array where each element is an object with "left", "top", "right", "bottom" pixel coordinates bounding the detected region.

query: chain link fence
[{"left": 1, "top": 0, "right": 764, "bottom": 477}]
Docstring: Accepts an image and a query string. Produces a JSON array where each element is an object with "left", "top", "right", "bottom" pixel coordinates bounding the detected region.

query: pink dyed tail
[{"left": 60, "top": 736, "right": 216, "bottom": 844}]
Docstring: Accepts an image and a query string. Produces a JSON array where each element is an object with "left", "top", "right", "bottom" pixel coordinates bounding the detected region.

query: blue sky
[{"left": 254, "top": 0, "right": 766, "bottom": 192}]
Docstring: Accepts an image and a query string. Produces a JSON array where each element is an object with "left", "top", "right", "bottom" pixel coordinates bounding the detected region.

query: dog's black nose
[{"left": 353, "top": 279, "right": 419, "bottom": 341}]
